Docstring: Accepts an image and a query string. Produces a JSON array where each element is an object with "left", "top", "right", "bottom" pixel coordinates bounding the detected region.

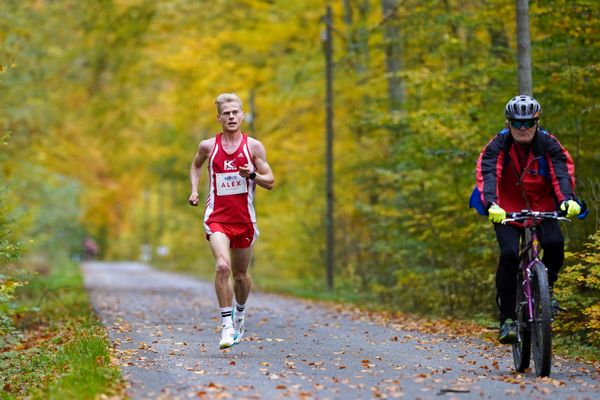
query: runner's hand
[
  {"left": 560, "top": 200, "right": 580, "bottom": 218},
  {"left": 238, "top": 164, "right": 255, "bottom": 179},
  {"left": 189, "top": 192, "right": 199, "bottom": 206},
  {"left": 488, "top": 203, "right": 506, "bottom": 223}
]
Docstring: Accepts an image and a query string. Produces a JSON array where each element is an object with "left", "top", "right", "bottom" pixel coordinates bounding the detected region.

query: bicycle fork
[
  {"left": 523, "top": 232, "right": 541, "bottom": 323},
  {"left": 523, "top": 261, "right": 537, "bottom": 322}
]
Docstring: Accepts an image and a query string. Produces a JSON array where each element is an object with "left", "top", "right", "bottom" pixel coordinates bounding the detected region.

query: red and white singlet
[{"left": 204, "top": 133, "right": 257, "bottom": 228}]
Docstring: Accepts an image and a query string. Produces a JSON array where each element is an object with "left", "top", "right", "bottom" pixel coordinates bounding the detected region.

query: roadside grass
[{"left": 0, "top": 258, "right": 123, "bottom": 399}]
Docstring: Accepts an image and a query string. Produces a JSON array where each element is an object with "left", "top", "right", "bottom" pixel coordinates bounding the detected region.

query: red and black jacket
[{"left": 475, "top": 127, "right": 576, "bottom": 217}]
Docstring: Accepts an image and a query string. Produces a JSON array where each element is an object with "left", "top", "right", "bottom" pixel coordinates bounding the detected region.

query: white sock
[
  {"left": 220, "top": 306, "right": 233, "bottom": 326},
  {"left": 235, "top": 303, "right": 246, "bottom": 318}
]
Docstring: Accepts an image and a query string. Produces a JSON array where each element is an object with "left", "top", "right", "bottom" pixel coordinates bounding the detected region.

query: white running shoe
[
  {"left": 233, "top": 314, "right": 245, "bottom": 345},
  {"left": 219, "top": 325, "right": 235, "bottom": 349}
]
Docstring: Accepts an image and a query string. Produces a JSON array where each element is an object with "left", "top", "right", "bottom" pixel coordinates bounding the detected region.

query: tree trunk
[
  {"left": 343, "top": 0, "right": 371, "bottom": 77},
  {"left": 516, "top": 0, "right": 532, "bottom": 95},
  {"left": 381, "top": 0, "right": 404, "bottom": 111}
]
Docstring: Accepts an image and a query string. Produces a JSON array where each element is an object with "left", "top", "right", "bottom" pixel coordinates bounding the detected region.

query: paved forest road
[{"left": 82, "top": 262, "right": 598, "bottom": 400}]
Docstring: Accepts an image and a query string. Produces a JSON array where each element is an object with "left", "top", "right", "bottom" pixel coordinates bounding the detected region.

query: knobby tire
[
  {"left": 531, "top": 262, "right": 552, "bottom": 377},
  {"left": 512, "top": 269, "right": 531, "bottom": 372}
]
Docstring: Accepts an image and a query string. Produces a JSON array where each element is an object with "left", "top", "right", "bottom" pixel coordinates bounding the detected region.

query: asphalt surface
[{"left": 82, "top": 261, "right": 599, "bottom": 400}]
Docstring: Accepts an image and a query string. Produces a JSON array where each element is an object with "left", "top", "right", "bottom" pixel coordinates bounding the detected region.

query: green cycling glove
[
  {"left": 488, "top": 203, "right": 506, "bottom": 223},
  {"left": 560, "top": 200, "right": 581, "bottom": 218}
]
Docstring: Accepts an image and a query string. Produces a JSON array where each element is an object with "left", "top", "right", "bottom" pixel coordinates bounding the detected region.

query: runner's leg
[
  {"left": 231, "top": 246, "right": 253, "bottom": 306},
  {"left": 210, "top": 232, "right": 237, "bottom": 348},
  {"left": 210, "top": 232, "right": 233, "bottom": 309},
  {"left": 231, "top": 246, "right": 252, "bottom": 343}
]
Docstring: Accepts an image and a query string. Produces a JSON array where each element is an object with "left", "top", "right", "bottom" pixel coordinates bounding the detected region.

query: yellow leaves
[
  {"left": 0, "top": 278, "right": 23, "bottom": 294},
  {"left": 137, "top": 341, "right": 149, "bottom": 350},
  {"left": 554, "top": 231, "right": 600, "bottom": 347},
  {"left": 584, "top": 303, "right": 600, "bottom": 344},
  {"left": 157, "top": 36, "right": 218, "bottom": 73}
]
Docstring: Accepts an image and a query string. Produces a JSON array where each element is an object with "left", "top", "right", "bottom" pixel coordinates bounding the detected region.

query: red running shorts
[{"left": 205, "top": 222, "right": 258, "bottom": 248}]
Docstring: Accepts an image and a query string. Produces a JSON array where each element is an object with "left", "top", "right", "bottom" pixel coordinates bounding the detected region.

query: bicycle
[{"left": 501, "top": 210, "right": 569, "bottom": 377}]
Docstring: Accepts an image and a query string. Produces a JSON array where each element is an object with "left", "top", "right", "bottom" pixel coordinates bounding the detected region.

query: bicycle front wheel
[
  {"left": 512, "top": 273, "right": 531, "bottom": 372},
  {"left": 531, "top": 261, "right": 552, "bottom": 377}
]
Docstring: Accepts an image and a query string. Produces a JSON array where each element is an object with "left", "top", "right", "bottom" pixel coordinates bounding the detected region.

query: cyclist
[
  {"left": 189, "top": 93, "right": 275, "bottom": 349},
  {"left": 471, "top": 95, "right": 584, "bottom": 344}
]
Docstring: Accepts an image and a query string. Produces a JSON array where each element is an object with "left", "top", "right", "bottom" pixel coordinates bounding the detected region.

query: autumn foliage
[
  {"left": 1, "top": 0, "right": 598, "bottom": 349},
  {"left": 555, "top": 232, "right": 600, "bottom": 348}
]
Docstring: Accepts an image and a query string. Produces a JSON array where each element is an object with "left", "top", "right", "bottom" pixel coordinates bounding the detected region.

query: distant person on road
[
  {"left": 83, "top": 237, "right": 99, "bottom": 260},
  {"left": 470, "top": 95, "right": 585, "bottom": 344},
  {"left": 188, "top": 93, "right": 275, "bottom": 349}
]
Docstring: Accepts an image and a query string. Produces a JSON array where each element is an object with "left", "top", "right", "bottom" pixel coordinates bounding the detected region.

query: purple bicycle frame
[
  {"left": 521, "top": 225, "right": 542, "bottom": 322},
  {"left": 509, "top": 210, "right": 568, "bottom": 322}
]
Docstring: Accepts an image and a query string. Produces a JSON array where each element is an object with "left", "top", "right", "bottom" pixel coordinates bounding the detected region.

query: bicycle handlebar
[{"left": 501, "top": 210, "right": 571, "bottom": 224}]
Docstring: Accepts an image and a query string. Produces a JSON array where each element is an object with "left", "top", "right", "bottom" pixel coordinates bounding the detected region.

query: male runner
[{"left": 188, "top": 93, "right": 274, "bottom": 349}]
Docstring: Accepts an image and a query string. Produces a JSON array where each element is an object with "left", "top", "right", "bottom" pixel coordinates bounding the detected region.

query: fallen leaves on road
[{"left": 93, "top": 275, "right": 600, "bottom": 400}]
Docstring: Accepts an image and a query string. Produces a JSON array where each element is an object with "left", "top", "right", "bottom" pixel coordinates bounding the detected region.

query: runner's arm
[
  {"left": 189, "top": 139, "right": 212, "bottom": 206},
  {"left": 248, "top": 139, "right": 274, "bottom": 190}
]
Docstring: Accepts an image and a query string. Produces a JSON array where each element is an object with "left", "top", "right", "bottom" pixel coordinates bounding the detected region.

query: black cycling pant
[{"left": 494, "top": 220, "right": 564, "bottom": 321}]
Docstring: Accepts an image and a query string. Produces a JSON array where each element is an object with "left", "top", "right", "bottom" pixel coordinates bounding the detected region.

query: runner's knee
[
  {"left": 232, "top": 270, "right": 248, "bottom": 283},
  {"left": 215, "top": 257, "right": 231, "bottom": 277}
]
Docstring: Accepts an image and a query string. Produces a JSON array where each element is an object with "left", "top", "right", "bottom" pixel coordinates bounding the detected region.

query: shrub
[
  {"left": 1, "top": 185, "right": 24, "bottom": 335},
  {"left": 554, "top": 230, "right": 600, "bottom": 348}
]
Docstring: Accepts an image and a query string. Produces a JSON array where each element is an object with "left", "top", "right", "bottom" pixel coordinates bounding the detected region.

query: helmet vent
[{"left": 505, "top": 95, "right": 541, "bottom": 119}]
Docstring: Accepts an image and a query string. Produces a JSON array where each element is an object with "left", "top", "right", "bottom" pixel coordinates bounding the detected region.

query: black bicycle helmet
[{"left": 504, "top": 95, "right": 542, "bottom": 119}]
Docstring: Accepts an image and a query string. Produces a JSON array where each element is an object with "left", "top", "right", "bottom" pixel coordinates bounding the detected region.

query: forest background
[{"left": 1, "top": 0, "right": 599, "bottom": 352}]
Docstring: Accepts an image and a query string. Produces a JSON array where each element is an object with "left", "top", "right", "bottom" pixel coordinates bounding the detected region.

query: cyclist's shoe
[
  {"left": 549, "top": 288, "right": 564, "bottom": 318},
  {"left": 550, "top": 296, "right": 562, "bottom": 318},
  {"left": 219, "top": 325, "right": 235, "bottom": 349},
  {"left": 498, "top": 318, "right": 518, "bottom": 344}
]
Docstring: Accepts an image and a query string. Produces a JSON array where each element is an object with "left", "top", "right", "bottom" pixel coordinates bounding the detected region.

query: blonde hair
[{"left": 215, "top": 93, "right": 243, "bottom": 114}]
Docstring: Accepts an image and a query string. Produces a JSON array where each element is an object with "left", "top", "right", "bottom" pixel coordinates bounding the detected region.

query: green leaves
[
  {"left": 555, "top": 231, "right": 600, "bottom": 348},
  {"left": 0, "top": 1, "right": 597, "bottom": 347},
  {"left": 0, "top": 240, "right": 21, "bottom": 261},
  {"left": 0, "top": 264, "right": 25, "bottom": 336}
]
